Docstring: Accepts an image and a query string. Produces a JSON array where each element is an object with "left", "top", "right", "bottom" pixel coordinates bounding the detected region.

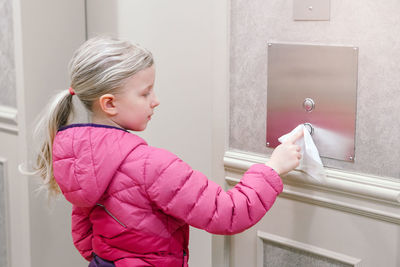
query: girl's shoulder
[
  {"left": 54, "top": 123, "right": 149, "bottom": 167},
  {"left": 56, "top": 123, "right": 184, "bottom": 169},
  {"left": 53, "top": 123, "right": 150, "bottom": 207}
]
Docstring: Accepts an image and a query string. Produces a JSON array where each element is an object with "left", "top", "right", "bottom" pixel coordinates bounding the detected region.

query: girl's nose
[{"left": 152, "top": 96, "right": 160, "bottom": 108}]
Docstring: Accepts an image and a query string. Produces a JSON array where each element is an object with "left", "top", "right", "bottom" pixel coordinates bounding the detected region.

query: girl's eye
[{"left": 143, "top": 88, "right": 153, "bottom": 97}]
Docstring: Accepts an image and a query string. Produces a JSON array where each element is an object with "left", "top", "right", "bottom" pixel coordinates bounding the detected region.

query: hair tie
[{"left": 68, "top": 87, "right": 75, "bottom": 96}]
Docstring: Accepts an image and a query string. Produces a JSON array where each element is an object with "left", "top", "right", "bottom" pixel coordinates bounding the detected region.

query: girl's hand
[{"left": 265, "top": 130, "right": 303, "bottom": 176}]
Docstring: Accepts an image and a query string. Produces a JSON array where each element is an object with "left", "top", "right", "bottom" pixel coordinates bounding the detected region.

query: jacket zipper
[
  {"left": 96, "top": 203, "right": 127, "bottom": 228},
  {"left": 182, "top": 250, "right": 187, "bottom": 267}
]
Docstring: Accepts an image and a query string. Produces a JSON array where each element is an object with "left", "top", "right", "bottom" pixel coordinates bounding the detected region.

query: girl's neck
[{"left": 91, "top": 113, "right": 123, "bottom": 129}]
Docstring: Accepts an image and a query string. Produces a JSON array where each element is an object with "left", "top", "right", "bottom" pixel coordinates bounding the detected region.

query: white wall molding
[
  {"left": 0, "top": 158, "right": 11, "bottom": 267},
  {"left": 256, "top": 231, "right": 362, "bottom": 267},
  {"left": 9, "top": 0, "right": 32, "bottom": 265},
  {"left": 224, "top": 149, "right": 400, "bottom": 224},
  {"left": 0, "top": 105, "right": 18, "bottom": 134}
]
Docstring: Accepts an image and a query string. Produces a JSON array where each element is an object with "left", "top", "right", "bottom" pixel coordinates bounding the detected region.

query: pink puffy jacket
[{"left": 52, "top": 124, "right": 283, "bottom": 267}]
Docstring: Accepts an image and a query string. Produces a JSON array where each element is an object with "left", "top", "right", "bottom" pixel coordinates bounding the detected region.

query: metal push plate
[{"left": 266, "top": 43, "right": 358, "bottom": 161}]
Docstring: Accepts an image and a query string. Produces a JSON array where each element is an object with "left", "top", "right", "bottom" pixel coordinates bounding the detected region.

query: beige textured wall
[{"left": 230, "top": 0, "right": 400, "bottom": 178}]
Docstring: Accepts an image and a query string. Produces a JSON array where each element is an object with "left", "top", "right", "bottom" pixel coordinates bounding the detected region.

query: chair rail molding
[
  {"left": 224, "top": 150, "right": 400, "bottom": 224},
  {"left": 0, "top": 105, "right": 18, "bottom": 134}
]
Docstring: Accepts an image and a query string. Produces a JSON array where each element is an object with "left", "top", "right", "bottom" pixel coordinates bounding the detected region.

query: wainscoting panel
[
  {"left": 257, "top": 231, "right": 360, "bottom": 267},
  {"left": 0, "top": 0, "right": 17, "bottom": 108}
]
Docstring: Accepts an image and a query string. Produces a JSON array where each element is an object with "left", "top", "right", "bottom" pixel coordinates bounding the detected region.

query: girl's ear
[{"left": 98, "top": 94, "right": 118, "bottom": 116}]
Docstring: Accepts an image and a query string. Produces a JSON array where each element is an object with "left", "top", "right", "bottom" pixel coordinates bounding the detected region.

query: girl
[{"left": 34, "top": 36, "right": 302, "bottom": 267}]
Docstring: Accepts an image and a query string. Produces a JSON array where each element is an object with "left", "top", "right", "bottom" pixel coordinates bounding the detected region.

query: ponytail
[{"left": 34, "top": 89, "right": 74, "bottom": 197}]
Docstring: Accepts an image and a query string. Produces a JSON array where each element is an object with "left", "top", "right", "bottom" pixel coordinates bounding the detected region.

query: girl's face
[{"left": 112, "top": 65, "right": 160, "bottom": 131}]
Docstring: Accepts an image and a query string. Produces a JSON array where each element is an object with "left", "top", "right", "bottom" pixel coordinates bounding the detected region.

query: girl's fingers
[{"left": 285, "top": 129, "right": 303, "bottom": 144}]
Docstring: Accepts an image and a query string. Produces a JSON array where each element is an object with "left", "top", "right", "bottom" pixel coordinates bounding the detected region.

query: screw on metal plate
[
  {"left": 308, "top": 6, "right": 313, "bottom": 11},
  {"left": 349, "top": 156, "right": 354, "bottom": 161},
  {"left": 266, "top": 142, "right": 270, "bottom": 147},
  {"left": 268, "top": 43, "right": 272, "bottom": 47}
]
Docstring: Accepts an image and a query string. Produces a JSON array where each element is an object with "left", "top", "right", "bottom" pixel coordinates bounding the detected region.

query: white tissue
[{"left": 278, "top": 124, "right": 326, "bottom": 182}]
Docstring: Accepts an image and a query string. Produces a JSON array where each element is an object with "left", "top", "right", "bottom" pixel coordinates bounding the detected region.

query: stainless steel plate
[{"left": 266, "top": 43, "right": 358, "bottom": 161}]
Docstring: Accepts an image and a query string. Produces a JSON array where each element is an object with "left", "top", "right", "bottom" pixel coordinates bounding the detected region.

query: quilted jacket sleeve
[
  {"left": 71, "top": 206, "right": 93, "bottom": 261},
  {"left": 144, "top": 148, "right": 283, "bottom": 235}
]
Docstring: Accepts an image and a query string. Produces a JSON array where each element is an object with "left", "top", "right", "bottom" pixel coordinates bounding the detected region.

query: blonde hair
[{"left": 33, "top": 36, "right": 154, "bottom": 196}]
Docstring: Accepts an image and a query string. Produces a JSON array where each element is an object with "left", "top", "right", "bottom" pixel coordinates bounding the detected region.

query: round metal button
[
  {"left": 303, "top": 123, "right": 314, "bottom": 136},
  {"left": 303, "top": 98, "right": 315, "bottom": 112}
]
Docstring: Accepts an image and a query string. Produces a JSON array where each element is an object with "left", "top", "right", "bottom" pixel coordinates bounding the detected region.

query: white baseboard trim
[
  {"left": 0, "top": 106, "right": 18, "bottom": 134},
  {"left": 224, "top": 150, "right": 400, "bottom": 224},
  {"left": 256, "top": 231, "right": 362, "bottom": 267}
]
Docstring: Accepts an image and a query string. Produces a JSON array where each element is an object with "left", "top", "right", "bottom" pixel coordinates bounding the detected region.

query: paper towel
[{"left": 278, "top": 124, "right": 326, "bottom": 182}]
